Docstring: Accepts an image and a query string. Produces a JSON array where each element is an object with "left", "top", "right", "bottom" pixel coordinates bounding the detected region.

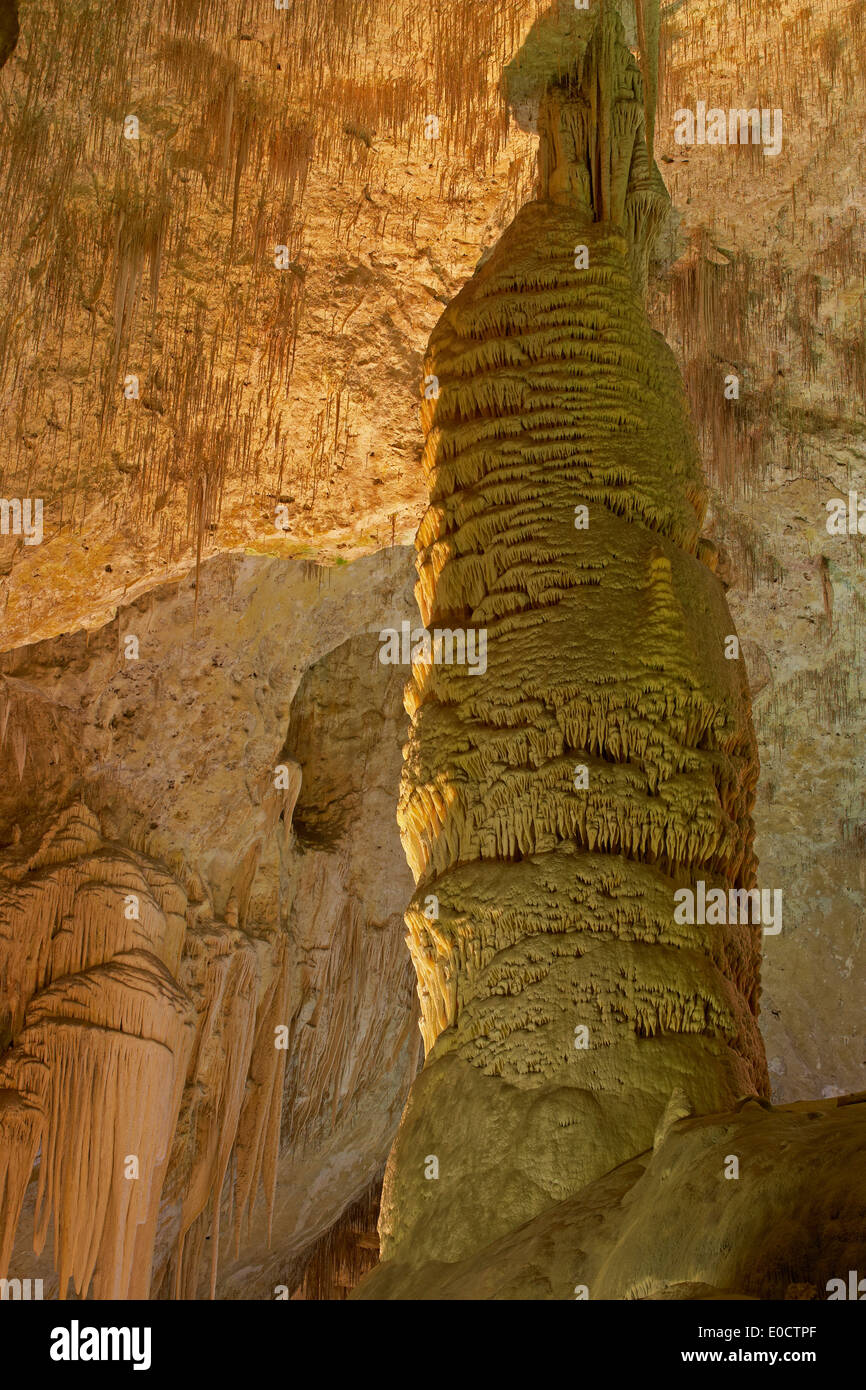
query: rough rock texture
[
  {"left": 356, "top": 1092, "right": 866, "bottom": 1300},
  {"left": 0, "top": 0, "right": 546, "bottom": 650},
  {"left": 651, "top": 0, "right": 866, "bottom": 1108},
  {"left": 1, "top": 0, "right": 864, "bottom": 1301},
  {"left": 370, "top": 3, "right": 769, "bottom": 1281},
  {"left": 0, "top": 0, "right": 862, "bottom": 1119},
  {"left": 0, "top": 550, "right": 419, "bottom": 1298}
]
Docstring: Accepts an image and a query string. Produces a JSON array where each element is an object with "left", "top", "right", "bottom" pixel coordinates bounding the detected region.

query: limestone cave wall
[{"left": 0, "top": 0, "right": 864, "bottom": 1303}]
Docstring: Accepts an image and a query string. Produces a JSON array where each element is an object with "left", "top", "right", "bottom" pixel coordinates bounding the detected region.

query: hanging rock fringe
[{"left": 0, "top": 803, "right": 291, "bottom": 1298}]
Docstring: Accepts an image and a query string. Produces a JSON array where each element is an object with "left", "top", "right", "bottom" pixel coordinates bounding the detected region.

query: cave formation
[
  {"left": 0, "top": 0, "right": 863, "bottom": 1310},
  {"left": 0, "top": 801, "right": 293, "bottom": 1298},
  {"left": 356, "top": 1, "right": 866, "bottom": 1300}
]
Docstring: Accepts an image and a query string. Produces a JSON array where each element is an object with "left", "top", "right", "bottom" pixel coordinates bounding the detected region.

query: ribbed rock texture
[
  {"left": 0, "top": 801, "right": 287, "bottom": 1299},
  {"left": 0, "top": 551, "right": 419, "bottom": 1299},
  {"left": 375, "top": 3, "right": 770, "bottom": 1277},
  {"left": 1, "top": 0, "right": 864, "bottom": 1303}
]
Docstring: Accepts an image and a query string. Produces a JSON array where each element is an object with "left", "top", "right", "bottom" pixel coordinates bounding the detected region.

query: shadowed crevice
[{"left": 0, "top": 0, "right": 18, "bottom": 70}]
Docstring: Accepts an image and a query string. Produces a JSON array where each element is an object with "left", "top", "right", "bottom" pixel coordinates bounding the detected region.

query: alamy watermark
[
  {"left": 674, "top": 881, "right": 782, "bottom": 935},
  {"left": 49, "top": 1321, "right": 151, "bottom": 1371},
  {"left": 673, "top": 103, "right": 783, "bottom": 158},
  {"left": 826, "top": 491, "right": 866, "bottom": 535},
  {"left": 1, "top": 1277, "right": 43, "bottom": 1299},
  {"left": 0, "top": 498, "right": 43, "bottom": 545},
  {"left": 827, "top": 1270, "right": 866, "bottom": 1300},
  {"left": 379, "top": 621, "right": 487, "bottom": 676}
]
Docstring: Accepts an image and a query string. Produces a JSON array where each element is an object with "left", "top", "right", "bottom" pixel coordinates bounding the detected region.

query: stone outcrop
[
  {"left": 0, "top": 551, "right": 419, "bottom": 1299},
  {"left": 357, "top": 1091, "right": 866, "bottom": 1300}
]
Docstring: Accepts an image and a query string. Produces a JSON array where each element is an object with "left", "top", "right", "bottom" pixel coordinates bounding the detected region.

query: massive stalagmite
[{"left": 375, "top": 2, "right": 769, "bottom": 1276}]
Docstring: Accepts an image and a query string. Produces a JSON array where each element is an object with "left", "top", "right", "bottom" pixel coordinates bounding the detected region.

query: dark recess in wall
[{"left": 0, "top": 1, "right": 18, "bottom": 69}]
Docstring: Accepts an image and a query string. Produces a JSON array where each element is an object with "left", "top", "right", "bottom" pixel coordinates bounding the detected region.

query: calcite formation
[
  {"left": 359, "top": 1091, "right": 866, "bottom": 1300},
  {"left": 0, "top": 551, "right": 421, "bottom": 1300},
  {"left": 0, "top": 0, "right": 864, "bottom": 1125},
  {"left": 377, "top": 2, "right": 770, "bottom": 1275},
  {"left": 0, "top": 0, "right": 864, "bottom": 1305},
  {"left": 0, "top": 801, "right": 291, "bottom": 1299}
]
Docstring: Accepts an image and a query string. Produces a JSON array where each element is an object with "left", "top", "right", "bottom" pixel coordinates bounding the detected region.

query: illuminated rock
[{"left": 375, "top": 2, "right": 769, "bottom": 1278}]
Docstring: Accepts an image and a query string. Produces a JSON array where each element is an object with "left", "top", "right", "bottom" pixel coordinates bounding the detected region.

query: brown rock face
[
  {"left": 0, "top": 802, "right": 284, "bottom": 1299},
  {"left": 0, "top": 551, "right": 419, "bottom": 1299},
  {"left": 1, "top": 0, "right": 865, "bottom": 1305}
]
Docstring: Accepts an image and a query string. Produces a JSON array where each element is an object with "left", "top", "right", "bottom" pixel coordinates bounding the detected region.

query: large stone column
[{"left": 377, "top": 3, "right": 769, "bottom": 1277}]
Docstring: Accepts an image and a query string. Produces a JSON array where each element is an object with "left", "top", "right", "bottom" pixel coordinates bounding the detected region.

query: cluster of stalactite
[
  {"left": 0, "top": 0, "right": 550, "bottom": 563},
  {"left": 289, "top": 1177, "right": 382, "bottom": 1300},
  {"left": 0, "top": 803, "right": 290, "bottom": 1298},
  {"left": 377, "top": 2, "right": 770, "bottom": 1275}
]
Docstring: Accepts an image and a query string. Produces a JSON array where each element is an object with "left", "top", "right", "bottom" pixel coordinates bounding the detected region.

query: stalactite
[
  {"left": 0, "top": 802, "right": 293, "bottom": 1299},
  {"left": 291, "top": 1176, "right": 382, "bottom": 1300},
  {"left": 232, "top": 935, "right": 291, "bottom": 1250},
  {"left": 0, "top": 1063, "right": 43, "bottom": 1278},
  {"left": 22, "top": 954, "right": 195, "bottom": 1300},
  {"left": 172, "top": 924, "right": 258, "bottom": 1299}
]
